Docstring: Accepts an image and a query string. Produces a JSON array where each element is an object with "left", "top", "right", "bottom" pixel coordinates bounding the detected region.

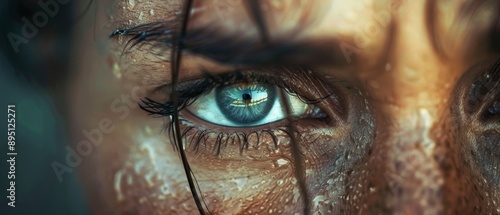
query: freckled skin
[{"left": 69, "top": 0, "right": 500, "bottom": 214}]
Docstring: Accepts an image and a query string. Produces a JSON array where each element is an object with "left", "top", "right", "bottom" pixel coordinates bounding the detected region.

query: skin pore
[{"left": 68, "top": 0, "right": 500, "bottom": 214}]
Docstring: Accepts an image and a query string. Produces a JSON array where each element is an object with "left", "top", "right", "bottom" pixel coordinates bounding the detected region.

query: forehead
[
  {"left": 102, "top": 0, "right": 498, "bottom": 97},
  {"left": 105, "top": 0, "right": 497, "bottom": 63},
  {"left": 106, "top": 0, "right": 496, "bottom": 39},
  {"left": 190, "top": 0, "right": 389, "bottom": 37}
]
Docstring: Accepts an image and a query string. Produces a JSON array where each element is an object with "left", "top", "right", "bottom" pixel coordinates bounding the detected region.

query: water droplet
[
  {"left": 369, "top": 186, "right": 376, "bottom": 193},
  {"left": 277, "top": 179, "right": 283, "bottom": 185},
  {"left": 385, "top": 63, "right": 391, "bottom": 71},
  {"left": 368, "top": 80, "right": 380, "bottom": 89},
  {"left": 276, "top": 158, "right": 288, "bottom": 166},
  {"left": 144, "top": 125, "right": 151, "bottom": 134},
  {"left": 112, "top": 63, "right": 121, "bottom": 79},
  {"left": 128, "top": 0, "right": 135, "bottom": 9}
]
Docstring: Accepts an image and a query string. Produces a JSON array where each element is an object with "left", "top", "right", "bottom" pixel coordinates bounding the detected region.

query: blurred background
[{"left": 0, "top": 0, "right": 90, "bottom": 214}]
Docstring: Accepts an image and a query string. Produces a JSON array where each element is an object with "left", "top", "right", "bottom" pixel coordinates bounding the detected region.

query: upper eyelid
[
  {"left": 140, "top": 68, "right": 335, "bottom": 116},
  {"left": 161, "top": 69, "right": 313, "bottom": 99}
]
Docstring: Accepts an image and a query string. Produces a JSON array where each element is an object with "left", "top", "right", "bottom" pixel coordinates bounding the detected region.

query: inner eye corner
[
  {"left": 475, "top": 81, "right": 500, "bottom": 119},
  {"left": 481, "top": 99, "right": 500, "bottom": 123},
  {"left": 461, "top": 67, "right": 500, "bottom": 119}
]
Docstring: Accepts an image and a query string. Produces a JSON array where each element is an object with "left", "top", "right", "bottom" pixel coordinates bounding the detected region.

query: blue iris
[{"left": 216, "top": 84, "right": 276, "bottom": 124}]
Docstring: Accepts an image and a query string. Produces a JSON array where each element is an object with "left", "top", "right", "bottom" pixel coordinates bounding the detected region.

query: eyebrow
[
  {"left": 110, "top": 21, "right": 355, "bottom": 67},
  {"left": 425, "top": 0, "right": 500, "bottom": 57}
]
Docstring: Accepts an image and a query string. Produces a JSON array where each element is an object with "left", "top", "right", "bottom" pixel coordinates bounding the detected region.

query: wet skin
[{"left": 68, "top": 0, "right": 500, "bottom": 214}]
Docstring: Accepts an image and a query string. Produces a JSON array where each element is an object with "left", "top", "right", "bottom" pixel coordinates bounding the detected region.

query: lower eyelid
[
  {"left": 177, "top": 113, "right": 332, "bottom": 159},
  {"left": 178, "top": 98, "right": 332, "bottom": 157},
  {"left": 177, "top": 116, "right": 287, "bottom": 158},
  {"left": 180, "top": 109, "right": 291, "bottom": 133}
]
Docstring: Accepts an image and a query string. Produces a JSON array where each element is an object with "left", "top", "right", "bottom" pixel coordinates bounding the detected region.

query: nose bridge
[
  {"left": 378, "top": 105, "right": 445, "bottom": 214},
  {"left": 385, "top": 109, "right": 445, "bottom": 214},
  {"left": 379, "top": 0, "right": 451, "bottom": 211}
]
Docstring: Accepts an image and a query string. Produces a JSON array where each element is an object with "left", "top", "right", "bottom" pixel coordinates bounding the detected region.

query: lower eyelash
[{"left": 166, "top": 118, "right": 292, "bottom": 156}]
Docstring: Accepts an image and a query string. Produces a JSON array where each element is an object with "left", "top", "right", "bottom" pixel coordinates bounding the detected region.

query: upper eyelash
[
  {"left": 139, "top": 78, "right": 214, "bottom": 116},
  {"left": 138, "top": 69, "right": 330, "bottom": 117}
]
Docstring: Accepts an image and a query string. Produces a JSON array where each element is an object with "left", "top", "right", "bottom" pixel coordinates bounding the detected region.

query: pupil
[{"left": 242, "top": 93, "right": 252, "bottom": 101}]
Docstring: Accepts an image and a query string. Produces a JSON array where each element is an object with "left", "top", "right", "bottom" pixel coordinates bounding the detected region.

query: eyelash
[
  {"left": 138, "top": 69, "right": 325, "bottom": 155},
  {"left": 176, "top": 120, "right": 288, "bottom": 156},
  {"left": 139, "top": 69, "right": 326, "bottom": 117}
]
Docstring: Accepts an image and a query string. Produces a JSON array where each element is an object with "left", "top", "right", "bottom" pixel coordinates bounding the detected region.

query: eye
[
  {"left": 185, "top": 82, "right": 314, "bottom": 127},
  {"left": 454, "top": 58, "right": 500, "bottom": 186}
]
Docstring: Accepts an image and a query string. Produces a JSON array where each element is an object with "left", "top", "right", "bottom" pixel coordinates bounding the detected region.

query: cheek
[
  {"left": 296, "top": 94, "right": 376, "bottom": 213},
  {"left": 75, "top": 113, "right": 201, "bottom": 214},
  {"left": 112, "top": 137, "right": 196, "bottom": 214},
  {"left": 178, "top": 129, "right": 303, "bottom": 214},
  {"left": 193, "top": 169, "right": 301, "bottom": 214}
]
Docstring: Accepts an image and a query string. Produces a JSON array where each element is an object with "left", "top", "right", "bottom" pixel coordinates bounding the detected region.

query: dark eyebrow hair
[
  {"left": 110, "top": 21, "right": 353, "bottom": 67},
  {"left": 425, "top": 0, "right": 500, "bottom": 58},
  {"left": 243, "top": 0, "right": 270, "bottom": 44}
]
